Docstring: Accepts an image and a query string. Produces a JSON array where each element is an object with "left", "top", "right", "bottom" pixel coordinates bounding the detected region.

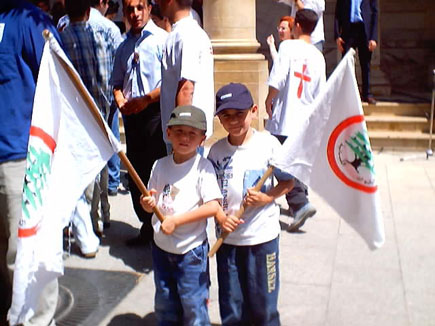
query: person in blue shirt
[
  {"left": 111, "top": 0, "right": 168, "bottom": 247},
  {"left": 0, "top": 1, "right": 60, "bottom": 324}
]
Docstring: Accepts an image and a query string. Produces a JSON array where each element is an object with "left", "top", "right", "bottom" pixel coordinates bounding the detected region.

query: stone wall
[{"left": 380, "top": 0, "right": 435, "bottom": 92}]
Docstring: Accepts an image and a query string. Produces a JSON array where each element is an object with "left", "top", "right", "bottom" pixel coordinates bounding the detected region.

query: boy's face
[
  {"left": 217, "top": 106, "right": 257, "bottom": 139},
  {"left": 167, "top": 125, "right": 206, "bottom": 160},
  {"left": 123, "top": 0, "right": 151, "bottom": 34}
]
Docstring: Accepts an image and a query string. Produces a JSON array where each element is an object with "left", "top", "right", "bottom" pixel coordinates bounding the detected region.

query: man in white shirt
[
  {"left": 156, "top": 0, "right": 214, "bottom": 151},
  {"left": 265, "top": 9, "right": 326, "bottom": 232},
  {"left": 111, "top": 0, "right": 168, "bottom": 246}
]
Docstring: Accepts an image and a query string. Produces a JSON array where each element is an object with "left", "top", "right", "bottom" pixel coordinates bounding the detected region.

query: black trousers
[
  {"left": 342, "top": 22, "right": 373, "bottom": 98},
  {"left": 274, "top": 135, "right": 309, "bottom": 216},
  {"left": 123, "top": 101, "right": 166, "bottom": 241}
]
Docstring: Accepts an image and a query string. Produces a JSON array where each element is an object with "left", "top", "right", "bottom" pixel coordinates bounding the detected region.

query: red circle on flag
[{"left": 327, "top": 115, "right": 377, "bottom": 193}]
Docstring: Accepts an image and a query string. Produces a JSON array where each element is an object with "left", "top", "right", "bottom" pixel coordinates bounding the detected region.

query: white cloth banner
[
  {"left": 9, "top": 34, "right": 121, "bottom": 324},
  {"left": 272, "top": 49, "right": 385, "bottom": 249}
]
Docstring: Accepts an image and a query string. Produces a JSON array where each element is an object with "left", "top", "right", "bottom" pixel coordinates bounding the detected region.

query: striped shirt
[{"left": 61, "top": 21, "right": 107, "bottom": 117}]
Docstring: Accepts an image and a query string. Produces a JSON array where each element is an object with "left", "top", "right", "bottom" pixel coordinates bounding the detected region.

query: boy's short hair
[
  {"left": 215, "top": 83, "right": 254, "bottom": 115},
  {"left": 65, "top": 0, "right": 90, "bottom": 19},
  {"left": 295, "top": 9, "right": 318, "bottom": 35},
  {"left": 176, "top": 0, "right": 193, "bottom": 9},
  {"left": 151, "top": 3, "right": 164, "bottom": 19},
  {"left": 168, "top": 105, "right": 207, "bottom": 132}
]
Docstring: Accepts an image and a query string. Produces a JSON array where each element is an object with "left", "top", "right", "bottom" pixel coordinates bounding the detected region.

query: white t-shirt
[
  {"left": 190, "top": 8, "right": 202, "bottom": 27},
  {"left": 266, "top": 39, "right": 326, "bottom": 136},
  {"left": 160, "top": 16, "right": 214, "bottom": 143},
  {"left": 291, "top": 0, "right": 325, "bottom": 45},
  {"left": 207, "top": 130, "right": 282, "bottom": 246},
  {"left": 149, "top": 154, "right": 222, "bottom": 254}
]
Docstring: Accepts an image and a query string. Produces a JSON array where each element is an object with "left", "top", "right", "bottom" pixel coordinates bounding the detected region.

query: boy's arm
[
  {"left": 245, "top": 179, "right": 294, "bottom": 207},
  {"left": 215, "top": 205, "right": 244, "bottom": 233},
  {"left": 161, "top": 199, "right": 221, "bottom": 235}
]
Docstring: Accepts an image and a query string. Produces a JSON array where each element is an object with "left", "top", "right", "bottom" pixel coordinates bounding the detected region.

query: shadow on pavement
[
  {"left": 279, "top": 220, "right": 288, "bottom": 231},
  {"left": 107, "top": 313, "right": 156, "bottom": 326},
  {"left": 101, "top": 220, "right": 153, "bottom": 274},
  {"left": 107, "top": 313, "right": 221, "bottom": 326}
]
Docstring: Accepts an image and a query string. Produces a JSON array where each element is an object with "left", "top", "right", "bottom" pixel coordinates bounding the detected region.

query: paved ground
[{"left": 63, "top": 150, "right": 435, "bottom": 326}]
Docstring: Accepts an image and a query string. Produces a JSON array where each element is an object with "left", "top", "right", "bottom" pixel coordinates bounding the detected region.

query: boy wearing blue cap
[
  {"left": 140, "top": 105, "right": 223, "bottom": 325},
  {"left": 208, "top": 83, "right": 294, "bottom": 325}
]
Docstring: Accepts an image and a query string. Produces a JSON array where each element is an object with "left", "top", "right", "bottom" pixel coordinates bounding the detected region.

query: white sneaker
[{"left": 288, "top": 203, "right": 316, "bottom": 232}]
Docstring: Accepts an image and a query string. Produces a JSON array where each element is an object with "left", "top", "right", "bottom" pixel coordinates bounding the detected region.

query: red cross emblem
[{"left": 294, "top": 64, "right": 311, "bottom": 98}]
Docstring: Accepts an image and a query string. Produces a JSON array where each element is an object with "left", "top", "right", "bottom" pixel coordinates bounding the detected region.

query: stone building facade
[{"left": 256, "top": 0, "right": 435, "bottom": 95}]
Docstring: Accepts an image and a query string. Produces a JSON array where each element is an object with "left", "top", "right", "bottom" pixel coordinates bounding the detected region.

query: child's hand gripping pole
[
  {"left": 208, "top": 166, "right": 274, "bottom": 257},
  {"left": 118, "top": 152, "right": 165, "bottom": 223}
]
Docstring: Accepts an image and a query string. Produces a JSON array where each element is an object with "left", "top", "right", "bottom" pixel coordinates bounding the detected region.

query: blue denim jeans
[
  {"left": 152, "top": 241, "right": 210, "bottom": 326},
  {"left": 217, "top": 237, "right": 280, "bottom": 326},
  {"left": 107, "top": 108, "right": 120, "bottom": 192}
]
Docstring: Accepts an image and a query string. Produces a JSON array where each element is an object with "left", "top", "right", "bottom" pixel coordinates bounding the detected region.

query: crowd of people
[{"left": 0, "top": 0, "right": 378, "bottom": 325}]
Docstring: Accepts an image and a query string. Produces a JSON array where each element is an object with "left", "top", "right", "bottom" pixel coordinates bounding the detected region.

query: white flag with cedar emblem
[
  {"left": 9, "top": 34, "right": 121, "bottom": 324},
  {"left": 272, "top": 49, "right": 385, "bottom": 249}
]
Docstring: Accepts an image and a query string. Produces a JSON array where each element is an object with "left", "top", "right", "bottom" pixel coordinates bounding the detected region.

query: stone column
[{"left": 203, "top": 0, "right": 269, "bottom": 142}]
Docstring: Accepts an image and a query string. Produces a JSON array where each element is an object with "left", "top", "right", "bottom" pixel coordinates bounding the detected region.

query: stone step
[
  {"left": 362, "top": 102, "right": 431, "bottom": 116},
  {"left": 365, "top": 115, "right": 430, "bottom": 132},
  {"left": 368, "top": 130, "right": 433, "bottom": 150}
]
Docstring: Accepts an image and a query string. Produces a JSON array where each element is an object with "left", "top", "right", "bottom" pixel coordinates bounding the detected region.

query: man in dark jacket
[{"left": 334, "top": 0, "right": 378, "bottom": 104}]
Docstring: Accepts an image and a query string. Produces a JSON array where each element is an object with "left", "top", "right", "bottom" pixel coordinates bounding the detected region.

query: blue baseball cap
[{"left": 215, "top": 83, "right": 254, "bottom": 115}]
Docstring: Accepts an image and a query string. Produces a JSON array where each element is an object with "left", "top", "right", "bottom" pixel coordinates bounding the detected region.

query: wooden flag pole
[
  {"left": 208, "top": 166, "right": 274, "bottom": 257},
  {"left": 43, "top": 30, "right": 165, "bottom": 222}
]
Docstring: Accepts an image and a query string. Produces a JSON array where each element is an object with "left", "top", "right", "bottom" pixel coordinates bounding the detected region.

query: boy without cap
[
  {"left": 140, "top": 105, "right": 223, "bottom": 325},
  {"left": 208, "top": 83, "right": 294, "bottom": 325}
]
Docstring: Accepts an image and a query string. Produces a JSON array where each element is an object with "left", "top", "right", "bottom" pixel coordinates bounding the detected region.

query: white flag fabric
[
  {"left": 8, "top": 34, "right": 121, "bottom": 324},
  {"left": 272, "top": 49, "right": 385, "bottom": 249}
]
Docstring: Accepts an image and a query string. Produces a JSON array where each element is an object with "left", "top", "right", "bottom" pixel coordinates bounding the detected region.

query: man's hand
[
  {"left": 122, "top": 96, "right": 149, "bottom": 115},
  {"left": 368, "top": 40, "right": 377, "bottom": 52},
  {"left": 116, "top": 98, "right": 127, "bottom": 112},
  {"left": 336, "top": 37, "right": 345, "bottom": 53},
  {"left": 244, "top": 188, "right": 273, "bottom": 207}
]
